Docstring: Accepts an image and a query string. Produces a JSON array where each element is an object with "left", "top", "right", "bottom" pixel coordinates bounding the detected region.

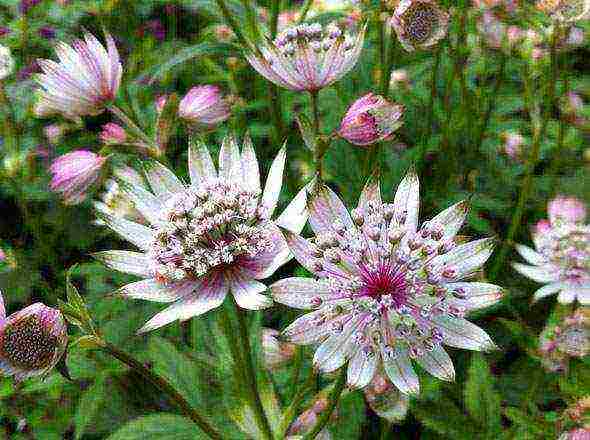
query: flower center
[
  {"left": 406, "top": 5, "right": 439, "bottom": 43},
  {"left": 1, "top": 315, "right": 57, "bottom": 370},
  {"left": 361, "top": 264, "right": 408, "bottom": 306},
  {"left": 149, "top": 181, "right": 274, "bottom": 283}
]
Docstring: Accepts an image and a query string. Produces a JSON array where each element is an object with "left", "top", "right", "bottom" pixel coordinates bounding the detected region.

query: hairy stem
[{"left": 101, "top": 342, "right": 222, "bottom": 439}]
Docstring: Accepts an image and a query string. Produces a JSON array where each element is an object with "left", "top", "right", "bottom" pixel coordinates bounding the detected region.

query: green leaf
[
  {"left": 295, "top": 113, "right": 317, "bottom": 152},
  {"left": 106, "top": 413, "right": 206, "bottom": 440},
  {"left": 74, "top": 373, "right": 108, "bottom": 440},
  {"left": 155, "top": 93, "right": 179, "bottom": 152},
  {"left": 465, "top": 353, "right": 502, "bottom": 435}
]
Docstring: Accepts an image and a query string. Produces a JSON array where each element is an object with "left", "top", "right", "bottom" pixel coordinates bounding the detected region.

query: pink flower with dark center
[
  {"left": 0, "top": 292, "right": 67, "bottom": 381},
  {"left": 100, "top": 122, "right": 127, "bottom": 145},
  {"left": 35, "top": 32, "right": 122, "bottom": 119},
  {"left": 271, "top": 170, "right": 502, "bottom": 393},
  {"left": 549, "top": 195, "right": 587, "bottom": 225},
  {"left": 178, "top": 86, "right": 231, "bottom": 129},
  {"left": 391, "top": 0, "right": 450, "bottom": 52},
  {"left": 94, "top": 136, "right": 309, "bottom": 334},
  {"left": 246, "top": 22, "right": 366, "bottom": 92},
  {"left": 337, "top": 93, "right": 404, "bottom": 146},
  {"left": 49, "top": 150, "right": 108, "bottom": 205}
]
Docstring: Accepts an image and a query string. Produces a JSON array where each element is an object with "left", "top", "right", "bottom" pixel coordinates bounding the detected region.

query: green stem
[
  {"left": 232, "top": 299, "right": 274, "bottom": 440},
  {"left": 297, "top": 0, "right": 314, "bottom": 24},
  {"left": 379, "top": 419, "right": 392, "bottom": 440},
  {"left": 101, "top": 342, "right": 222, "bottom": 440},
  {"left": 310, "top": 91, "right": 323, "bottom": 179},
  {"left": 215, "top": 0, "right": 251, "bottom": 49},
  {"left": 280, "top": 367, "right": 317, "bottom": 437},
  {"left": 241, "top": 0, "right": 260, "bottom": 39},
  {"left": 426, "top": 47, "right": 441, "bottom": 137},
  {"left": 107, "top": 104, "right": 161, "bottom": 158},
  {"left": 302, "top": 368, "right": 347, "bottom": 440},
  {"left": 288, "top": 347, "right": 304, "bottom": 400},
  {"left": 271, "top": 0, "right": 281, "bottom": 38}
]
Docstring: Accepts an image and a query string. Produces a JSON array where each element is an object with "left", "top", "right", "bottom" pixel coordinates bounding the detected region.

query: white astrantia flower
[
  {"left": 271, "top": 169, "right": 502, "bottom": 394},
  {"left": 94, "top": 135, "right": 308, "bottom": 334}
]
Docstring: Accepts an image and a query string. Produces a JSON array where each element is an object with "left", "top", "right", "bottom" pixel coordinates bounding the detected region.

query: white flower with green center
[
  {"left": 271, "top": 170, "right": 502, "bottom": 394},
  {"left": 94, "top": 135, "right": 308, "bottom": 334}
]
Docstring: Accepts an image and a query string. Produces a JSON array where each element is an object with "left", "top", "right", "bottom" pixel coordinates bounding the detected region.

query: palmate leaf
[
  {"left": 106, "top": 413, "right": 207, "bottom": 440},
  {"left": 465, "top": 353, "right": 502, "bottom": 437}
]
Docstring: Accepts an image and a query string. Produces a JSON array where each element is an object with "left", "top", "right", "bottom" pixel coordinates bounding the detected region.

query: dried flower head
[
  {"left": 391, "top": 0, "right": 450, "bottom": 52},
  {"left": 49, "top": 150, "right": 108, "bottom": 205},
  {"left": 0, "top": 293, "right": 67, "bottom": 381},
  {"left": 337, "top": 93, "right": 404, "bottom": 146},
  {"left": 271, "top": 170, "right": 502, "bottom": 393},
  {"left": 537, "top": 0, "right": 590, "bottom": 22},
  {"left": 94, "top": 135, "right": 308, "bottom": 333},
  {"left": 0, "top": 44, "right": 15, "bottom": 80},
  {"left": 246, "top": 22, "right": 366, "bottom": 92},
  {"left": 513, "top": 197, "right": 589, "bottom": 305},
  {"left": 178, "top": 85, "right": 231, "bottom": 130},
  {"left": 35, "top": 32, "right": 122, "bottom": 119}
]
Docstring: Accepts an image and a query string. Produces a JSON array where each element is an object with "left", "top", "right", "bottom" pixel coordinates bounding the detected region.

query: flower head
[
  {"left": 94, "top": 135, "right": 308, "bottom": 334},
  {"left": 337, "top": 93, "right": 404, "bottom": 146},
  {"left": 537, "top": 0, "right": 590, "bottom": 22},
  {"left": 391, "top": 0, "right": 450, "bottom": 52},
  {"left": 246, "top": 22, "right": 366, "bottom": 92},
  {"left": 178, "top": 85, "right": 231, "bottom": 129},
  {"left": 0, "top": 294, "right": 67, "bottom": 381},
  {"left": 49, "top": 150, "right": 108, "bottom": 205},
  {"left": 0, "top": 44, "right": 15, "bottom": 80},
  {"left": 271, "top": 170, "right": 501, "bottom": 393},
  {"left": 514, "top": 197, "right": 589, "bottom": 305},
  {"left": 36, "top": 32, "right": 122, "bottom": 119}
]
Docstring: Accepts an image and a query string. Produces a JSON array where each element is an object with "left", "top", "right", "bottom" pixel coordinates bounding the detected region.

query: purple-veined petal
[
  {"left": 392, "top": 167, "right": 419, "bottom": 233},
  {"left": 445, "top": 282, "right": 504, "bottom": 310},
  {"left": 515, "top": 244, "right": 547, "bottom": 266},
  {"left": 357, "top": 172, "right": 381, "bottom": 211},
  {"left": 240, "top": 134, "right": 261, "bottom": 195},
  {"left": 229, "top": 271, "right": 272, "bottom": 310},
  {"left": 93, "top": 250, "right": 152, "bottom": 277},
  {"left": 347, "top": 347, "right": 378, "bottom": 389},
  {"left": 261, "top": 145, "right": 286, "bottom": 218},
  {"left": 188, "top": 139, "right": 217, "bottom": 187},
  {"left": 282, "top": 309, "right": 339, "bottom": 344},
  {"left": 426, "top": 200, "right": 469, "bottom": 242},
  {"left": 270, "top": 277, "right": 332, "bottom": 310},
  {"left": 308, "top": 182, "right": 354, "bottom": 235},
  {"left": 117, "top": 279, "right": 196, "bottom": 302},
  {"left": 434, "top": 315, "right": 497, "bottom": 351},
  {"left": 96, "top": 212, "right": 155, "bottom": 251},
  {"left": 218, "top": 135, "right": 241, "bottom": 183},
  {"left": 415, "top": 345, "right": 455, "bottom": 381},
  {"left": 143, "top": 160, "right": 184, "bottom": 198},
  {"left": 313, "top": 313, "right": 364, "bottom": 373},
  {"left": 433, "top": 238, "right": 496, "bottom": 280},
  {"left": 513, "top": 263, "right": 560, "bottom": 283},
  {"left": 381, "top": 347, "right": 420, "bottom": 396}
]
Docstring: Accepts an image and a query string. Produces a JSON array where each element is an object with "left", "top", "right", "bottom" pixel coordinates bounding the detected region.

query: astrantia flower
[
  {"left": 245, "top": 22, "right": 366, "bottom": 92},
  {"left": 94, "top": 136, "right": 308, "bottom": 334},
  {"left": 49, "top": 150, "right": 108, "bottom": 205},
  {"left": 537, "top": 0, "right": 590, "bottom": 22},
  {"left": 513, "top": 197, "right": 589, "bottom": 305},
  {"left": 391, "top": 0, "right": 450, "bottom": 52},
  {"left": 539, "top": 309, "right": 589, "bottom": 372},
  {"left": 0, "top": 44, "right": 14, "bottom": 80},
  {"left": 35, "top": 32, "right": 122, "bottom": 119},
  {"left": 337, "top": 93, "right": 404, "bottom": 146},
  {"left": 178, "top": 85, "right": 231, "bottom": 129},
  {"left": 271, "top": 170, "right": 501, "bottom": 393},
  {"left": 100, "top": 122, "right": 127, "bottom": 145},
  {"left": 0, "top": 293, "right": 67, "bottom": 381}
]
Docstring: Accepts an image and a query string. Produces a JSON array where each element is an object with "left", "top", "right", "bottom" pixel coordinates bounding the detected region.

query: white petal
[
  {"left": 143, "top": 161, "right": 184, "bottom": 198},
  {"left": 557, "top": 289, "right": 576, "bottom": 304},
  {"left": 434, "top": 316, "right": 496, "bottom": 351},
  {"left": 229, "top": 272, "right": 272, "bottom": 310},
  {"left": 515, "top": 244, "right": 547, "bottom": 266},
  {"left": 308, "top": 182, "right": 354, "bottom": 235},
  {"left": 347, "top": 348, "right": 378, "bottom": 389},
  {"left": 445, "top": 282, "right": 504, "bottom": 310},
  {"left": 382, "top": 348, "right": 420, "bottom": 396},
  {"left": 275, "top": 184, "right": 308, "bottom": 234},
  {"left": 93, "top": 251, "right": 152, "bottom": 277},
  {"left": 188, "top": 140, "right": 217, "bottom": 187},
  {"left": 261, "top": 145, "right": 286, "bottom": 218},
  {"left": 313, "top": 314, "right": 362, "bottom": 373},
  {"left": 512, "top": 263, "right": 560, "bottom": 283},
  {"left": 427, "top": 200, "right": 469, "bottom": 242},
  {"left": 392, "top": 167, "right": 419, "bottom": 233},
  {"left": 117, "top": 279, "right": 196, "bottom": 302},
  {"left": 282, "top": 309, "right": 337, "bottom": 344},
  {"left": 532, "top": 282, "right": 563, "bottom": 302},
  {"left": 97, "top": 212, "right": 155, "bottom": 251},
  {"left": 433, "top": 238, "right": 496, "bottom": 280},
  {"left": 0, "top": 290, "right": 5, "bottom": 321},
  {"left": 270, "top": 277, "right": 332, "bottom": 309},
  {"left": 218, "top": 135, "right": 241, "bottom": 183},
  {"left": 118, "top": 180, "right": 164, "bottom": 227},
  {"left": 357, "top": 173, "right": 381, "bottom": 211},
  {"left": 240, "top": 134, "right": 261, "bottom": 195},
  {"left": 416, "top": 345, "right": 455, "bottom": 381}
]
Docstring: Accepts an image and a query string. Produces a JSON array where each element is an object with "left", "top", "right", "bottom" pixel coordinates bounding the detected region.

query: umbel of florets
[{"left": 271, "top": 170, "right": 502, "bottom": 394}]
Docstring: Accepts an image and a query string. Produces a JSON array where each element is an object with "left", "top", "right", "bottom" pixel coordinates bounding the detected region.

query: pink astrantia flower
[
  {"left": 246, "top": 22, "right": 366, "bottom": 92},
  {"left": 49, "top": 150, "right": 108, "bottom": 205},
  {"left": 513, "top": 198, "right": 589, "bottom": 305},
  {"left": 178, "top": 86, "right": 231, "bottom": 129},
  {"left": 0, "top": 293, "right": 67, "bottom": 381},
  {"left": 271, "top": 170, "right": 502, "bottom": 393},
  {"left": 548, "top": 196, "right": 587, "bottom": 225},
  {"left": 94, "top": 135, "right": 308, "bottom": 334},
  {"left": 35, "top": 32, "right": 122, "bottom": 119},
  {"left": 337, "top": 93, "right": 404, "bottom": 146},
  {"left": 559, "top": 429, "right": 590, "bottom": 440},
  {"left": 391, "top": 0, "right": 450, "bottom": 52}
]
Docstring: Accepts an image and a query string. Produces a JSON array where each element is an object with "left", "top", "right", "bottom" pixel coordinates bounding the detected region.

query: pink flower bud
[
  {"left": 178, "top": 85, "right": 231, "bottom": 129},
  {"left": 337, "top": 93, "right": 404, "bottom": 146},
  {"left": 155, "top": 95, "right": 169, "bottom": 114},
  {"left": 501, "top": 131, "right": 524, "bottom": 160},
  {"left": 100, "top": 122, "right": 127, "bottom": 144},
  {"left": 548, "top": 195, "right": 587, "bottom": 225},
  {"left": 0, "top": 295, "right": 67, "bottom": 381},
  {"left": 49, "top": 150, "right": 107, "bottom": 205},
  {"left": 43, "top": 124, "right": 66, "bottom": 145}
]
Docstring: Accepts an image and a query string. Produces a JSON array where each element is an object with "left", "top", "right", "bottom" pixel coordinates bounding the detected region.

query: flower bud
[
  {"left": 261, "top": 328, "right": 296, "bottom": 370},
  {"left": 49, "top": 150, "right": 108, "bottom": 205},
  {"left": 0, "top": 296, "right": 67, "bottom": 381},
  {"left": 337, "top": 93, "right": 404, "bottom": 146},
  {"left": 155, "top": 95, "right": 169, "bottom": 115},
  {"left": 178, "top": 85, "right": 231, "bottom": 129},
  {"left": 389, "top": 69, "right": 410, "bottom": 89},
  {"left": 548, "top": 195, "right": 587, "bottom": 225},
  {"left": 100, "top": 122, "right": 127, "bottom": 145},
  {"left": 500, "top": 131, "right": 525, "bottom": 160},
  {"left": 43, "top": 124, "right": 67, "bottom": 146}
]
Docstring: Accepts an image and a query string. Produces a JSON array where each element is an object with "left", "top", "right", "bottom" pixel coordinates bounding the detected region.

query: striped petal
[
  {"left": 308, "top": 182, "right": 354, "bottom": 235},
  {"left": 434, "top": 316, "right": 497, "bottom": 351},
  {"left": 117, "top": 279, "right": 196, "bottom": 302},
  {"left": 144, "top": 161, "right": 184, "bottom": 198},
  {"left": 97, "top": 212, "right": 155, "bottom": 251},
  {"left": 515, "top": 244, "right": 547, "bottom": 266},
  {"left": 513, "top": 263, "right": 560, "bottom": 283},
  {"left": 188, "top": 139, "right": 217, "bottom": 187},
  {"left": 347, "top": 347, "right": 378, "bottom": 389},
  {"left": 392, "top": 167, "right": 420, "bottom": 232},
  {"left": 218, "top": 135, "right": 241, "bottom": 183},
  {"left": 93, "top": 251, "right": 152, "bottom": 277},
  {"left": 416, "top": 345, "right": 455, "bottom": 381},
  {"left": 270, "top": 277, "right": 332, "bottom": 310},
  {"left": 240, "top": 134, "right": 261, "bottom": 195},
  {"left": 382, "top": 347, "right": 419, "bottom": 396},
  {"left": 261, "top": 145, "right": 286, "bottom": 218}
]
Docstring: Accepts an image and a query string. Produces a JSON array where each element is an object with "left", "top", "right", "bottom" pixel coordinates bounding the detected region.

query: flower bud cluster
[{"left": 274, "top": 22, "right": 355, "bottom": 57}]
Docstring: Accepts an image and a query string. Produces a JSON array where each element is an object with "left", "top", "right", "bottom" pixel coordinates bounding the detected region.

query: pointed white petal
[
  {"left": 93, "top": 251, "right": 152, "bottom": 277},
  {"left": 229, "top": 272, "right": 272, "bottom": 310},
  {"left": 445, "top": 282, "right": 504, "bottom": 310},
  {"left": 347, "top": 348, "right": 378, "bottom": 389},
  {"left": 382, "top": 348, "right": 420, "bottom": 396},
  {"left": 275, "top": 184, "right": 308, "bottom": 234},
  {"left": 308, "top": 182, "right": 354, "bottom": 235},
  {"left": 117, "top": 279, "right": 196, "bottom": 302},
  {"left": 313, "top": 314, "right": 362, "bottom": 373},
  {"left": 434, "top": 238, "right": 496, "bottom": 280},
  {"left": 392, "top": 168, "right": 420, "bottom": 233},
  {"left": 434, "top": 316, "right": 497, "bottom": 351},
  {"left": 512, "top": 263, "right": 560, "bottom": 283},
  {"left": 0, "top": 290, "right": 5, "bottom": 321},
  {"left": 261, "top": 145, "right": 286, "bottom": 218},
  {"left": 118, "top": 180, "right": 164, "bottom": 227},
  {"left": 270, "top": 277, "right": 332, "bottom": 309},
  {"left": 144, "top": 161, "right": 184, "bottom": 197},
  {"left": 282, "top": 309, "right": 338, "bottom": 344},
  {"left": 416, "top": 345, "right": 455, "bottom": 381},
  {"left": 188, "top": 140, "right": 217, "bottom": 187},
  {"left": 97, "top": 212, "right": 155, "bottom": 251},
  {"left": 532, "top": 282, "right": 563, "bottom": 302},
  {"left": 427, "top": 200, "right": 469, "bottom": 242},
  {"left": 515, "top": 244, "right": 547, "bottom": 266},
  {"left": 240, "top": 134, "right": 261, "bottom": 195},
  {"left": 218, "top": 135, "right": 241, "bottom": 182},
  {"left": 357, "top": 173, "right": 381, "bottom": 211}
]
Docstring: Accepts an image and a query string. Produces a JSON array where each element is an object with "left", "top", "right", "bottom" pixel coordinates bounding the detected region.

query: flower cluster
[
  {"left": 513, "top": 196, "right": 589, "bottom": 305},
  {"left": 246, "top": 21, "right": 366, "bottom": 92},
  {"left": 271, "top": 170, "right": 502, "bottom": 393}
]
